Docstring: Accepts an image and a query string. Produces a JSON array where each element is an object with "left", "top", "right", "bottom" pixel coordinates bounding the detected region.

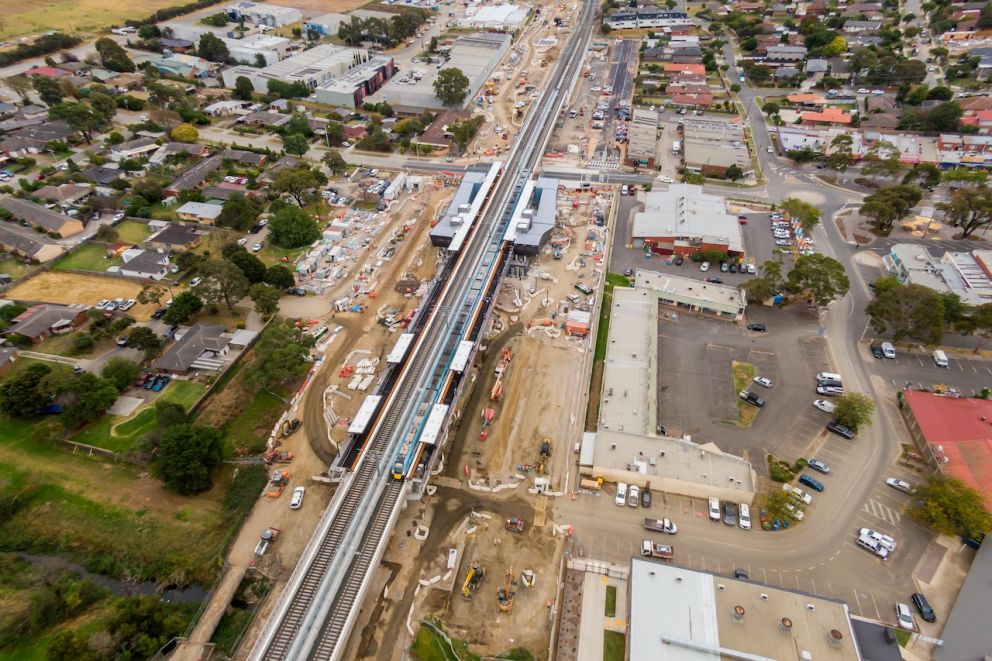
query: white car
[
  {"left": 753, "top": 376, "right": 773, "bottom": 388},
  {"left": 896, "top": 602, "right": 914, "bottom": 631},
  {"left": 813, "top": 399, "right": 836, "bottom": 413},
  {"left": 659, "top": 175, "right": 674, "bottom": 183},
  {"left": 857, "top": 534, "right": 889, "bottom": 559},
  {"left": 369, "top": 168, "right": 380, "bottom": 176},
  {"left": 252, "top": 242, "right": 263, "bottom": 252},
  {"left": 700, "top": 262, "right": 710, "bottom": 272},
  {"left": 860, "top": 528, "right": 897, "bottom": 552},
  {"left": 616, "top": 482, "right": 628, "bottom": 506},
  {"left": 290, "top": 486, "right": 305, "bottom": 510},
  {"left": 120, "top": 299, "right": 136, "bottom": 311},
  {"left": 886, "top": 478, "right": 914, "bottom": 494},
  {"left": 775, "top": 239, "right": 791, "bottom": 246},
  {"left": 739, "top": 503, "right": 751, "bottom": 530},
  {"left": 189, "top": 277, "right": 202, "bottom": 287},
  {"left": 113, "top": 212, "right": 126, "bottom": 221},
  {"left": 783, "top": 483, "right": 813, "bottom": 505},
  {"left": 766, "top": 145, "right": 774, "bottom": 153},
  {"left": 881, "top": 341, "right": 896, "bottom": 359},
  {"left": 628, "top": 485, "right": 640, "bottom": 507},
  {"left": 857, "top": 88, "right": 870, "bottom": 94},
  {"left": 746, "top": 264, "right": 756, "bottom": 274},
  {"left": 237, "top": 238, "right": 248, "bottom": 246},
  {"left": 784, "top": 502, "right": 805, "bottom": 521},
  {"left": 96, "top": 299, "right": 110, "bottom": 310},
  {"left": 708, "top": 496, "right": 721, "bottom": 521},
  {"left": 105, "top": 300, "right": 118, "bottom": 312}
]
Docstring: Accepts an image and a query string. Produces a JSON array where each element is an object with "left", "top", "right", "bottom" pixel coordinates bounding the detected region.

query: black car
[
  {"left": 870, "top": 343, "right": 885, "bottom": 359},
  {"left": 911, "top": 592, "right": 936, "bottom": 623},
  {"left": 706, "top": 277, "right": 724, "bottom": 284},
  {"left": 152, "top": 308, "right": 167, "bottom": 319},
  {"left": 287, "top": 287, "right": 306, "bottom": 296},
  {"left": 640, "top": 488, "right": 651, "bottom": 508},
  {"left": 740, "top": 391, "right": 765, "bottom": 407},
  {"left": 826, "top": 420, "right": 855, "bottom": 439},
  {"left": 747, "top": 322, "right": 767, "bottom": 332},
  {"left": 729, "top": 263, "right": 737, "bottom": 273},
  {"left": 675, "top": 257, "right": 684, "bottom": 265},
  {"left": 734, "top": 567, "right": 749, "bottom": 580},
  {"left": 723, "top": 502, "right": 738, "bottom": 526}
]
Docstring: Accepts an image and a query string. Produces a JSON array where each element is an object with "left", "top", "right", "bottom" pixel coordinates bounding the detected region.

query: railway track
[{"left": 250, "top": 3, "right": 597, "bottom": 658}]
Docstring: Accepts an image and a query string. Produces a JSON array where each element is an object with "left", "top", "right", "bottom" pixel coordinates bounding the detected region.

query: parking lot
[{"left": 863, "top": 345, "right": 992, "bottom": 396}]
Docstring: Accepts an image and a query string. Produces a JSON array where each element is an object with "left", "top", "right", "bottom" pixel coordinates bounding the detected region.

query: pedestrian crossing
[
  {"left": 862, "top": 498, "right": 902, "bottom": 526},
  {"left": 587, "top": 161, "right": 620, "bottom": 170}
]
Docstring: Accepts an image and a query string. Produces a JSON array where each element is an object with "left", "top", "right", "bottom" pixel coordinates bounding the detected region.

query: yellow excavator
[
  {"left": 496, "top": 566, "right": 516, "bottom": 612},
  {"left": 461, "top": 561, "right": 485, "bottom": 600}
]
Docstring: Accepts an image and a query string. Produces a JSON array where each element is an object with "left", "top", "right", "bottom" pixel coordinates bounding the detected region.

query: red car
[{"left": 134, "top": 373, "right": 151, "bottom": 388}]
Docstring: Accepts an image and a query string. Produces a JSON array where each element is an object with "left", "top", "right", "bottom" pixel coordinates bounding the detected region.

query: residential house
[
  {"left": 25, "top": 66, "right": 70, "bottom": 79},
  {"left": 3, "top": 304, "right": 89, "bottom": 344},
  {"left": 150, "top": 141, "right": 211, "bottom": 164},
  {"left": 203, "top": 100, "right": 251, "bottom": 116},
  {"left": 241, "top": 111, "right": 290, "bottom": 128},
  {"left": 0, "top": 102, "right": 17, "bottom": 119},
  {"left": 861, "top": 113, "right": 900, "bottom": 130},
  {"left": 774, "top": 66, "right": 801, "bottom": 82},
  {"left": 154, "top": 323, "right": 230, "bottom": 374},
  {"left": 220, "top": 149, "right": 268, "bottom": 168},
  {"left": 33, "top": 184, "right": 92, "bottom": 208},
  {"left": 78, "top": 165, "right": 125, "bottom": 186},
  {"left": 829, "top": 58, "right": 852, "bottom": 80},
  {"left": 0, "top": 198, "right": 84, "bottom": 237},
  {"left": 765, "top": 45, "right": 808, "bottom": 62},
  {"left": 109, "top": 137, "right": 160, "bottom": 162},
  {"left": 167, "top": 154, "right": 222, "bottom": 194},
  {"left": 175, "top": 201, "right": 224, "bottom": 224},
  {"left": 800, "top": 107, "right": 853, "bottom": 126},
  {"left": 0, "top": 347, "right": 15, "bottom": 377},
  {"left": 146, "top": 224, "right": 202, "bottom": 252},
  {"left": 806, "top": 59, "right": 829, "bottom": 76},
  {"left": 0, "top": 224, "right": 64, "bottom": 262},
  {"left": 842, "top": 19, "right": 883, "bottom": 33},
  {"left": 0, "top": 121, "right": 77, "bottom": 157},
  {"left": 413, "top": 110, "right": 471, "bottom": 151},
  {"left": 662, "top": 63, "right": 706, "bottom": 77},
  {"left": 118, "top": 249, "right": 172, "bottom": 280},
  {"left": 258, "top": 155, "right": 301, "bottom": 184},
  {"left": 343, "top": 124, "right": 368, "bottom": 142}
]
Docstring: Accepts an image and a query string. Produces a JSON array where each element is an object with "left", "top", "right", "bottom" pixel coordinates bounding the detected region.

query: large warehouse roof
[{"left": 631, "top": 183, "right": 743, "bottom": 253}]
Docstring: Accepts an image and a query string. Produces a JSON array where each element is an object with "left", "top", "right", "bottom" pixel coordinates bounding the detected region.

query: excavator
[
  {"left": 496, "top": 566, "right": 516, "bottom": 613},
  {"left": 537, "top": 438, "right": 552, "bottom": 474},
  {"left": 461, "top": 561, "right": 486, "bottom": 600}
]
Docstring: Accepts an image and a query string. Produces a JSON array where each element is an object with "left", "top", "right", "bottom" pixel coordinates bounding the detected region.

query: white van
[
  {"left": 616, "top": 482, "right": 628, "bottom": 506},
  {"left": 933, "top": 350, "right": 949, "bottom": 367},
  {"left": 816, "top": 372, "right": 842, "bottom": 382},
  {"left": 708, "top": 496, "right": 721, "bottom": 521}
]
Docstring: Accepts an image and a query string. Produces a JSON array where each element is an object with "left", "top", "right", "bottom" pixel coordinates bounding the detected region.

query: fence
[{"left": 59, "top": 439, "right": 147, "bottom": 465}]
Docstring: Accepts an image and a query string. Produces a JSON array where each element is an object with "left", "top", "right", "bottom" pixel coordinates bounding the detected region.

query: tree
[
  {"left": 197, "top": 32, "right": 229, "bottom": 62},
  {"left": 740, "top": 259, "right": 784, "bottom": 303},
  {"left": 943, "top": 168, "right": 988, "bottom": 187},
  {"left": 780, "top": 198, "right": 821, "bottom": 233},
  {"left": 323, "top": 149, "right": 348, "bottom": 176},
  {"left": 909, "top": 474, "right": 992, "bottom": 537},
  {"left": 137, "top": 284, "right": 168, "bottom": 308},
  {"left": 865, "top": 283, "right": 945, "bottom": 344},
  {"left": 90, "top": 91, "right": 117, "bottom": 121},
  {"left": 938, "top": 186, "right": 992, "bottom": 239},
  {"left": 171, "top": 123, "right": 199, "bottom": 143},
  {"left": 94, "top": 37, "right": 135, "bottom": 72},
  {"left": 33, "top": 76, "right": 64, "bottom": 106},
  {"left": 244, "top": 320, "right": 315, "bottom": 392},
  {"left": 786, "top": 253, "right": 849, "bottom": 306},
  {"left": 433, "top": 67, "right": 470, "bottom": 107},
  {"left": 725, "top": 164, "right": 744, "bottom": 181},
  {"left": 833, "top": 392, "right": 875, "bottom": 431},
  {"left": 0, "top": 363, "right": 52, "bottom": 417},
  {"left": 249, "top": 283, "right": 281, "bottom": 317},
  {"left": 234, "top": 75, "right": 255, "bottom": 101},
  {"left": 449, "top": 117, "right": 480, "bottom": 154},
  {"left": 216, "top": 193, "right": 261, "bottom": 231},
  {"left": 265, "top": 264, "right": 296, "bottom": 289},
  {"left": 7, "top": 75, "right": 33, "bottom": 103},
  {"left": 272, "top": 166, "right": 321, "bottom": 207},
  {"left": 197, "top": 259, "right": 250, "bottom": 311},
  {"left": 902, "top": 163, "right": 941, "bottom": 189},
  {"left": 101, "top": 357, "right": 140, "bottom": 392},
  {"left": 955, "top": 303, "right": 992, "bottom": 352},
  {"left": 163, "top": 290, "right": 203, "bottom": 324},
  {"left": 46, "top": 102, "right": 103, "bottom": 143},
  {"left": 268, "top": 205, "right": 320, "bottom": 248},
  {"left": 153, "top": 423, "right": 224, "bottom": 494},
  {"left": 927, "top": 86, "right": 953, "bottom": 101},
  {"left": 228, "top": 249, "right": 266, "bottom": 283},
  {"left": 283, "top": 113, "right": 312, "bottom": 137},
  {"left": 860, "top": 185, "right": 922, "bottom": 231},
  {"left": 282, "top": 132, "right": 309, "bottom": 156},
  {"left": 860, "top": 141, "right": 904, "bottom": 179},
  {"left": 763, "top": 101, "right": 780, "bottom": 116},
  {"left": 825, "top": 152, "right": 852, "bottom": 171},
  {"left": 125, "top": 326, "right": 162, "bottom": 355},
  {"left": 56, "top": 372, "right": 118, "bottom": 427}
]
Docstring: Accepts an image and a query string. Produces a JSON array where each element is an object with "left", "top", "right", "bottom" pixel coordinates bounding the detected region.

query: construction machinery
[
  {"left": 521, "top": 569, "right": 535, "bottom": 588},
  {"left": 496, "top": 567, "right": 516, "bottom": 612},
  {"left": 267, "top": 470, "right": 290, "bottom": 498},
  {"left": 505, "top": 517, "right": 525, "bottom": 533},
  {"left": 263, "top": 448, "right": 293, "bottom": 464},
  {"left": 254, "top": 527, "right": 280, "bottom": 556},
  {"left": 461, "top": 561, "right": 486, "bottom": 600},
  {"left": 537, "top": 438, "right": 552, "bottom": 474},
  {"left": 281, "top": 418, "right": 301, "bottom": 437}
]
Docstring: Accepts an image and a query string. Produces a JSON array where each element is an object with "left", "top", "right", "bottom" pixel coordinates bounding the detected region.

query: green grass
[
  {"left": 113, "top": 408, "right": 157, "bottom": 438},
  {"left": 603, "top": 630, "right": 626, "bottom": 661},
  {"left": 0, "top": 255, "right": 33, "bottom": 279},
  {"left": 259, "top": 243, "right": 306, "bottom": 267},
  {"left": 51, "top": 244, "right": 120, "bottom": 273},
  {"left": 605, "top": 585, "right": 617, "bottom": 617},
  {"left": 732, "top": 360, "right": 758, "bottom": 427},
  {"left": 210, "top": 607, "right": 252, "bottom": 656},
  {"left": 894, "top": 628, "right": 911, "bottom": 646},
  {"left": 222, "top": 387, "right": 288, "bottom": 454},
  {"left": 160, "top": 379, "right": 206, "bottom": 411},
  {"left": 114, "top": 220, "right": 152, "bottom": 244}
]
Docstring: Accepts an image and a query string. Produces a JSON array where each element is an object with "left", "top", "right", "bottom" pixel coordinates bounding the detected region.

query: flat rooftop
[
  {"left": 636, "top": 269, "right": 746, "bottom": 315},
  {"left": 631, "top": 184, "right": 743, "bottom": 253},
  {"left": 598, "top": 286, "right": 654, "bottom": 435}
]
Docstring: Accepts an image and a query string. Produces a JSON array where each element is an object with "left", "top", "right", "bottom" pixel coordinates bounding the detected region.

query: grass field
[
  {"left": 0, "top": 255, "right": 33, "bottom": 279},
  {"left": 52, "top": 244, "right": 121, "bottom": 273},
  {"left": 6, "top": 272, "right": 157, "bottom": 321},
  {"left": 114, "top": 220, "right": 153, "bottom": 244},
  {"left": 732, "top": 361, "right": 758, "bottom": 427},
  {"left": 1, "top": 0, "right": 184, "bottom": 39},
  {"left": 221, "top": 388, "right": 288, "bottom": 454}
]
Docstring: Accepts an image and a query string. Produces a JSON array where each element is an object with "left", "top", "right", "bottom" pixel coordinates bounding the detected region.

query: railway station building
[
  {"left": 428, "top": 171, "right": 491, "bottom": 248},
  {"left": 510, "top": 177, "right": 558, "bottom": 256}
]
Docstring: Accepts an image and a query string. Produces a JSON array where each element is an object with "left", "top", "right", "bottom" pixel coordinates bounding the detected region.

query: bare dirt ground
[{"left": 7, "top": 271, "right": 159, "bottom": 320}]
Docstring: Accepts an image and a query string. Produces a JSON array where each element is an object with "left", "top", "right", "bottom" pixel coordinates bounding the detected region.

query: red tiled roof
[
  {"left": 26, "top": 66, "right": 69, "bottom": 78},
  {"left": 663, "top": 63, "right": 706, "bottom": 76},
  {"left": 904, "top": 390, "right": 992, "bottom": 509},
  {"left": 800, "top": 107, "right": 853, "bottom": 125}
]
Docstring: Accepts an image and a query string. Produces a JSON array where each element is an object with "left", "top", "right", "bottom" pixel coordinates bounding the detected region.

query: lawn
[
  {"left": 115, "top": 219, "right": 153, "bottom": 244},
  {"left": 0, "top": 255, "right": 33, "bottom": 279},
  {"left": 605, "top": 585, "right": 617, "bottom": 617},
  {"left": 221, "top": 388, "right": 289, "bottom": 455},
  {"left": 0, "top": 0, "right": 185, "bottom": 38},
  {"left": 603, "top": 631, "right": 626, "bottom": 661},
  {"left": 51, "top": 244, "right": 120, "bottom": 273},
  {"left": 732, "top": 360, "right": 759, "bottom": 427},
  {"left": 161, "top": 379, "right": 207, "bottom": 410},
  {"left": 259, "top": 243, "right": 306, "bottom": 267}
]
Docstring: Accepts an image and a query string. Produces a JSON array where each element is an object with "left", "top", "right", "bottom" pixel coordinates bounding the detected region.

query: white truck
[{"left": 641, "top": 541, "right": 674, "bottom": 560}]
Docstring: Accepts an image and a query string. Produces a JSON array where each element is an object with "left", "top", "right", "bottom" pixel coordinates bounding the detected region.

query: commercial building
[
  {"left": 375, "top": 33, "right": 511, "bottom": 111},
  {"left": 900, "top": 389, "right": 992, "bottom": 512},
  {"left": 0, "top": 198, "right": 83, "bottom": 237},
  {"left": 508, "top": 177, "right": 557, "bottom": 255},
  {"left": 631, "top": 183, "right": 744, "bottom": 257},
  {"left": 226, "top": 33, "right": 290, "bottom": 66},
  {"left": 935, "top": 541, "right": 992, "bottom": 661},
  {"left": 458, "top": 4, "right": 530, "bottom": 30},
  {"left": 225, "top": 1, "right": 302, "bottom": 27},
  {"left": 883, "top": 243, "right": 992, "bottom": 305},
  {"left": 604, "top": 8, "right": 692, "bottom": 29},
  {"left": 304, "top": 13, "right": 347, "bottom": 37},
  {"left": 682, "top": 118, "right": 753, "bottom": 178},
  {"left": 626, "top": 108, "right": 659, "bottom": 168},
  {"left": 313, "top": 54, "right": 396, "bottom": 108},
  {"left": 636, "top": 269, "right": 747, "bottom": 320}
]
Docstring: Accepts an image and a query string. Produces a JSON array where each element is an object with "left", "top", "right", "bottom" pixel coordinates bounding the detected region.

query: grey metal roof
[
  {"left": 154, "top": 323, "right": 227, "bottom": 372},
  {"left": 169, "top": 154, "right": 222, "bottom": 191},
  {"left": 147, "top": 223, "right": 201, "bottom": 247},
  {"left": 934, "top": 540, "right": 992, "bottom": 661},
  {"left": 849, "top": 618, "right": 902, "bottom": 661},
  {"left": 513, "top": 177, "right": 558, "bottom": 254},
  {"left": 429, "top": 171, "right": 488, "bottom": 246},
  {"left": 0, "top": 198, "right": 76, "bottom": 232},
  {"left": 0, "top": 223, "right": 58, "bottom": 257}
]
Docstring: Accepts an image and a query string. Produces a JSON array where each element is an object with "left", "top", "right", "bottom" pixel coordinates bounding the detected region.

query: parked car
[
  {"left": 189, "top": 277, "right": 202, "bottom": 288},
  {"left": 739, "top": 390, "right": 765, "bottom": 407},
  {"left": 857, "top": 534, "right": 889, "bottom": 559},
  {"left": 826, "top": 420, "right": 855, "bottom": 439},
  {"left": 706, "top": 277, "right": 723, "bottom": 284},
  {"left": 628, "top": 485, "right": 640, "bottom": 507},
  {"left": 895, "top": 602, "right": 914, "bottom": 630},
  {"left": 738, "top": 503, "right": 751, "bottom": 530},
  {"left": 288, "top": 287, "right": 306, "bottom": 296},
  {"left": 699, "top": 262, "right": 710, "bottom": 272},
  {"left": 96, "top": 299, "right": 110, "bottom": 310},
  {"left": 817, "top": 385, "right": 845, "bottom": 396},
  {"left": 252, "top": 242, "right": 263, "bottom": 252},
  {"left": 746, "top": 323, "right": 766, "bottom": 332},
  {"left": 290, "top": 486, "right": 305, "bottom": 510},
  {"left": 813, "top": 399, "right": 836, "bottom": 413},
  {"left": 860, "top": 528, "right": 897, "bottom": 552},
  {"left": 911, "top": 592, "right": 936, "bottom": 623},
  {"left": 152, "top": 308, "right": 167, "bottom": 320},
  {"left": 886, "top": 478, "right": 914, "bottom": 494},
  {"left": 870, "top": 343, "right": 885, "bottom": 359},
  {"left": 616, "top": 482, "right": 628, "bottom": 506},
  {"left": 798, "top": 474, "right": 825, "bottom": 492},
  {"left": 640, "top": 488, "right": 652, "bottom": 508},
  {"left": 708, "top": 496, "right": 721, "bottom": 521},
  {"left": 881, "top": 341, "right": 896, "bottom": 359},
  {"left": 723, "top": 501, "right": 738, "bottom": 526},
  {"left": 135, "top": 373, "right": 151, "bottom": 388},
  {"left": 807, "top": 459, "right": 831, "bottom": 474},
  {"left": 753, "top": 376, "right": 773, "bottom": 388}
]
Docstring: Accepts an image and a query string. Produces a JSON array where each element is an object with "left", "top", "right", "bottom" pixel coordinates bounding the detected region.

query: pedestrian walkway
[{"left": 171, "top": 566, "right": 246, "bottom": 661}]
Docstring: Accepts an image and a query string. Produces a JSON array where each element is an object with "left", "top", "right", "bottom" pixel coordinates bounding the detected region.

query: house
[
  {"left": 140, "top": 53, "right": 217, "bottom": 79},
  {"left": 109, "top": 137, "right": 159, "bottom": 162},
  {"left": 801, "top": 107, "right": 853, "bottom": 126},
  {"left": 0, "top": 102, "right": 17, "bottom": 119},
  {"left": 0, "top": 198, "right": 84, "bottom": 237},
  {"left": 176, "top": 201, "right": 224, "bottom": 224},
  {"left": 806, "top": 58, "right": 829, "bottom": 75},
  {"left": 118, "top": 249, "right": 172, "bottom": 280},
  {"left": 78, "top": 165, "right": 125, "bottom": 186},
  {"left": 0, "top": 224, "right": 64, "bottom": 263},
  {"left": 150, "top": 141, "right": 210, "bottom": 164},
  {"left": 241, "top": 111, "right": 290, "bottom": 128},
  {"left": 3, "top": 304, "right": 89, "bottom": 344},
  {"left": 167, "top": 154, "right": 222, "bottom": 194},
  {"left": 0, "top": 121, "right": 77, "bottom": 157},
  {"left": 413, "top": 110, "right": 472, "bottom": 151},
  {"left": 258, "top": 155, "right": 302, "bottom": 184},
  {"left": 203, "top": 100, "right": 251, "bottom": 116},
  {"left": 159, "top": 38, "right": 195, "bottom": 52},
  {"left": 765, "top": 45, "right": 808, "bottom": 62},
  {"left": 146, "top": 224, "right": 202, "bottom": 252},
  {"left": 662, "top": 63, "right": 706, "bottom": 77},
  {"left": 220, "top": 149, "right": 267, "bottom": 167},
  {"left": 33, "top": 183, "right": 92, "bottom": 207},
  {"left": 25, "top": 66, "right": 70, "bottom": 79},
  {"left": 774, "top": 66, "right": 801, "bottom": 81},
  {"left": 861, "top": 113, "right": 900, "bottom": 130},
  {"left": 154, "top": 323, "right": 230, "bottom": 374}
]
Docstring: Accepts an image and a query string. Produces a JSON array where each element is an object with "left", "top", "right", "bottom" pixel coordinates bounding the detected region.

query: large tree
[
  {"left": 865, "top": 283, "right": 945, "bottom": 344},
  {"left": 264, "top": 264, "right": 296, "bottom": 289},
  {"left": 95, "top": 37, "right": 135, "bottom": 72},
  {"left": 859, "top": 184, "right": 922, "bottom": 232},
  {"left": 954, "top": 302, "right": 992, "bottom": 352},
  {"left": 197, "top": 259, "right": 250, "bottom": 311},
  {"left": 909, "top": 474, "right": 991, "bottom": 537},
  {"left": 244, "top": 320, "right": 315, "bottom": 393},
  {"left": 216, "top": 193, "right": 261, "bottom": 231},
  {"left": 197, "top": 32, "right": 230, "bottom": 62},
  {"left": 740, "top": 259, "right": 784, "bottom": 303},
  {"left": 780, "top": 198, "right": 821, "bottom": 234},
  {"left": 282, "top": 132, "right": 310, "bottom": 156},
  {"left": 171, "top": 123, "right": 199, "bottom": 143},
  {"left": 48, "top": 102, "right": 104, "bottom": 142},
  {"left": 268, "top": 205, "right": 320, "bottom": 248},
  {"left": 101, "top": 357, "right": 140, "bottom": 392},
  {"left": 272, "top": 166, "right": 322, "bottom": 207},
  {"left": 163, "top": 290, "right": 203, "bottom": 324},
  {"left": 938, "top": 186, "right": 992, "bottom": 239},
  {"left": 433, "top": 67, "right": 470, "bottom": 107},
  {"left": 233, "top": 75, "right": 255, "bottom": 101},
  {"left": 56, "top": 372, "right": 119, "bottom": 427},
  {"left": 323, "top": 149, "right": 348, "bottom": 176},
  {"left": 89, "top": 91, "right": 117, "bottom": 121},
  {"left": 153, "top": 423, "right": 224, "bottom": 494},
  {"left": 860, "top": 141, "right": 904, "bottom": 179},
  {"left": 833, "top": 392, "right": 875, "bottom": 431},
  {"left": 786, "top": 253, "right": 850, "bottom": 307},
  {"left": 228, "top": 249, "right": 266, "bottom": 283},
  {"left": 249, "top": 283, "right": 281, "bottom": 317},
  {"left": 0, "top": 363, "right": 52, "bottom": 417}
]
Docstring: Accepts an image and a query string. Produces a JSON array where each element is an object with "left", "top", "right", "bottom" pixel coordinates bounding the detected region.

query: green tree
[
  {"left": 825, "top": 152, "right": 852, "bottom": 171},
  {"left": 216, "top": 193, "right": 261, "bottom": 231},
  {"left": 283, "top": 113, "right": 312, "bottom": 137},
  {"left": 833, "top": 392, "right": 875, "bottom": 431},
  {"left": 95, "top": 37, "right": 135, "bottom": 72},
  {"left": 244, "top": 319, "right": 315, "bottom": 392},
  {"left": 938, "top": 292, "right": 966, "bottom": 326},
  {"left": 323, "top": 149, "right": 348, "bottom": 176},
  {"left": 153, "top": 423, "right": 223, "bottom": 494},
  {"left": 265, "top": 264, "right": 296, "bottom": 289},
  {"left": 0, "top": 363, "right": 52, "bottom": 417},
  {"left": 433, "top": 67, "right": 471, "bottom": 107},
  {"left": 938, "top": 185, "right": 992, "bottom": 239},
  {"left": 163, "top": 290, "right": 203, "bottom": 324},
  {"left": 48, "top": 102, "right": 103, "bottom": 142},
  {"left": 136, "top": 284, "right": 168, "bottom": 308},
  {"left": 90, "top": 91, "right": 117, "bottom": 121},
  {"left": 909, "top": 474, "right": 991, "bottom": 536},
  {"left": 903, "top": 84, "right": 929, "bottom": 106},
  {"left": 282, "top": 132, "right": 310, "bottom": 156},
  {"left": 859, "top": 184, "right": 923, "bottom": 232},
  {"left": 101, "top": 357, "right": 140, "bottom": 392},
  {"left": 272, "top": 166, "right": 322, "bottom": 207},
  {"left": 56, "top": 372, "right": 118, "bottom": 427},
  {"left": 927, "top": 86, "right": 953, "bottom": 101},
  {"left": 740, "top": 259, "right": 784, "bottom": 303},
  {"left": 902, "top": 163, "right": 942, "bottom": 189},
  {"left": 866, "top": 283, "right": 945, "bottom": 344},
  {"left": 943, "top": 168, "right": 988, "bottom": 187},
  {"left": 197, "top": 32, "right": 230, "bottom": 62},
  {"left": 228, "top": 249, "right": 266, "bottom": 283},
  {"left": 780, "top": 198, "right": 822, "bottom": 233},
  {"left": 861, "top": 142, "right": 904, "bottom": 179},
  {"left": 725, "top": 164, "right": 744, "bottom": 181},
  {"left": 171, "top": 123, "right": 199, "bottom": 143},
  {"left": 954, "top": 302, "right": 992, "bottom": 352},
  {"left": 197, "top": 259, "right": 250, "bottom": 311},
  {"left": 268, "top": 204, "right": 320, "bottom": 248},
  {"left": 449, "top": 118, "right": 480, "bottom": 154},
  {"left": 234, "top": 75, "right": 255, "bottom": 101},
  {"left": 763, "top": 101, "right": 780, "bottom": 116},
  {"left": 107, "top": 595, "right": 189, "bottom": 659},
  {"left": 786, "top": 253, "right": 850, "bottom": 306},
  {"left": 126, "top": 326, "right": 162, "bottom": 356},
  {"left": 249, "top": 283, "right": 281, "bottom": 317}
]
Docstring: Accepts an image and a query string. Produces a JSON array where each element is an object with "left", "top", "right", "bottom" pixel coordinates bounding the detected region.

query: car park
[
  {"left": 807, "top": 458, "right": 831, "bottom": 473},
  {"left": 813, "top": 399, "right": 836, "bottom": 413},
  {"left": 911, "top": 592, "right": 936, "bottom": 623},
  {"left": 896, "top": 602, "right": 914, "bottom": 630},
  {"left": 860, "top": 528, "right": 896, "bottom": 552},
  {"left": 738, "top": 503, "right": 751, "bottom": 530},
  {"left": 826, "top": 420, "right": 855, "bottom": 438},
  {"left": 775, "top": 239, "right": 791, "bottom": 246},
  {"left": 885, "top": 478, "right": 914, "bottom": 494},
  {"left": 753, "top": 376, "right": 773, "bottom": 388},
  {"left": 747, "top": 323, "right": 766, "bottom": 332},
  {"left": 798, "top": 474, "right": 824, "bottom": 492},
  {"left": 628, "top": 485, "right": 640, "bottom": 507},
  {"left": 616, "top": 482, "right": 628, "bottom": 506},
  {"left": 290, "top": 486, "right": 305, "bottom": 509},
  {"left": 723, "top": 501, "right": 737, "bottom": 526},
  {"left": 708, "top": 496, "right": 721, "bottom": 520}
]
